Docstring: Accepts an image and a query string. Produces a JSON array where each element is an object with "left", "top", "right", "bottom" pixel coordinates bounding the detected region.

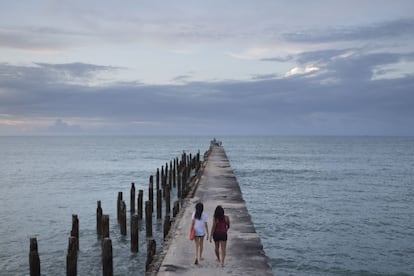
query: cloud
[
  {"left": 0, "top": 26, "right": 87, "bottom": 51},
  {"left": 48, "top": 119, "right": 82, "bottom": 134},
  {"left": 283, "top": 19, "right": 414, "bottom": 43},
  {"left": 1, "top": 50, "right": 414, "bottom": 135}
]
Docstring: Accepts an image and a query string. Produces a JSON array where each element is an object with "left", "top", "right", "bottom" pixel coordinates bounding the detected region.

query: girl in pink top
[{"left": 210, "top": 205, "right": 230, "bottom": 267}]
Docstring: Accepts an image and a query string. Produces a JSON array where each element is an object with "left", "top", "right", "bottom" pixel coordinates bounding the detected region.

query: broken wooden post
[
  {"left": 149, "top": 175, "right": 154, "bottom": 213},
  {"left": 117, "top": 192, "right": 122, "bottom": 222},
  {"left": 97, "top": 201, "right": 103, "bottom": 237},
  {"left": 156, "top": 168, "right": 160, "bottom": 191},
  {"left": 156, "top": 189, "right": 162, "bottom": 219},
  {"left": 138, "top": 190, "right": 143, "bottom": 220},
  {"left": 145, "top": 201, "right": 152, "bottom": 238},
  {"left": 177, "top": 171, "right": 182, "bottom": 199},
  {"left": 173, "top": 200, "right": 180, "bottom": 218},
  {"left": 163, "top": 215, "right": 171, "bottom": 240},
  {"left": 66, "top": 236, "right": 77, "bottom": 276},
  {"left": 71, "top": 215, "right": 79, "bottom": 251},
  {"left": 131, "top": 214, "right": 139, "bottom": 253},
  {"left": 120, "top": 200, "right": 127, "bottom": 236},
  {"left": 165, "top": 185, "right": 171, "bottom": 216},
  {"left": 102, "top": 238, "right": 113, "bottom": 276},
  {"left": 130, "top": 182, "right": 135, "bottom": 213},
  {"left": 29, "top": 237, "right": 40, "bottom": 276},
  {"left": 102, "top": 215, "right": 110, "bottom": 239},
  {"left": 146, "top": 238, "right": 156, "bottom": 272}
]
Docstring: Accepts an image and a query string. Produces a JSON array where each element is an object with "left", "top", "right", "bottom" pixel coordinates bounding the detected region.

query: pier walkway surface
[{"left": 153, "top": 145, "right": 274, "bottom": 276}]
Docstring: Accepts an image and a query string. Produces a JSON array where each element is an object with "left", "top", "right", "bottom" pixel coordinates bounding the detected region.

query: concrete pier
[{"left": 151, "top": 145, "right": 273, "bottom": 275}]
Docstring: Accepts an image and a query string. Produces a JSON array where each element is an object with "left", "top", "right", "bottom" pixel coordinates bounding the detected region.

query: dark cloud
[
  {"left": 1, "top": 52, "right": 413, "bottom": 135},
  {"left": 283, "top": 19, "right": 414, "bottom": 43},
  {"left": 48, "top": 119, "right": 82, "bottom": 134},
  {"left": 260, "top": 55, "right": 294, "bottom": 62}
]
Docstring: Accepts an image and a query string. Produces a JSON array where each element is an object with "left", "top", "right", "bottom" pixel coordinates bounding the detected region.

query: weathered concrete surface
[{"left": 154, "top": 146, "right": 274, "bottom": 276}]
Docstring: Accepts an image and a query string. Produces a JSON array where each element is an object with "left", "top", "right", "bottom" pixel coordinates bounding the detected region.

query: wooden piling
[
  {"left": 177, "top": 171, "right": 182, "bottom": 199},
  {"left": 145, "top": 200, "right": 152, "bottom": 238},
  {"left": 173, "top": 159, "right": 176, "bottom": 187},
  {"left": 156, "top": 168, "right": 160, "bottom": 191},
  {"left": 149, "top": 175, "right": 154, "bottom": 213},
  {"left": 156, "top": 189, "right": 162, "bottom": 219},
  {"left": 102, "top": 238, "right": 113, "bottom": 276},
  {"left": 163, "top": 215, "right": 171, "bottom": 240},
  {"left": 130, "top": 182, "right": 135, "bottom": 213},
  {"left": 117, "top": 192, "right": 122, "bottom": 222},
  {"left": 165, "top": 162, "right": 169, "bottom": 187},
  {"left": 29, "top": 237, "right": 40, "bottom": 276},
  {"left": 97, "top": 201, "right": 103, "bottom": 237},
  {"left": 146, "top": 238, "right": 156, "bottom": 272},
  {"left": 102, "top": 215, "right": 110, "bottom": 239},
  {"left": 165, "top": 185, "right": 171, "bottom": 216},
  {"left": 131, "top": 214, "right": 139, "bottom": 253},
  {"left": 71, "top": 215, "right": 79, "bottom": 251},
  {"left": 120, "top": 201, "right": 127, "bottom": 235},
  {"left": 173, "top": 200, "right": 180, "bottom": 218},
  {"left": 66, "top": 236, "right": 77, "bottom": 276},
  {"left": 138, "top": 190, "right": 143, "bottom": 220}
]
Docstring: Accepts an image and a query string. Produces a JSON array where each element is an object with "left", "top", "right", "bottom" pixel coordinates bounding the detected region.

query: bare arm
[
  {"left": 205, "top": 222, "right": 209, "bottom": 240},
  {"left": 209, "top": 219, "right": 216, "bottom": 242},
  {"left": 225, "top": 215, "right": 230, "bottom": 230}
]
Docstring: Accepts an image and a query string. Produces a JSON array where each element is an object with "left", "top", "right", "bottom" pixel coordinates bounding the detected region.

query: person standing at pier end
[
  {"left": 210, "top": 205, "right": 230, "bottom": 267},
  {"left": 191, "top": 202, "right": 209, "bottom": 265}
]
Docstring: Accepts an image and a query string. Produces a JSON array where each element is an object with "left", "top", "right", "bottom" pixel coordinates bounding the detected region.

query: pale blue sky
[{"left": 1, "top": 1, "right": 413, "bottom": 135}]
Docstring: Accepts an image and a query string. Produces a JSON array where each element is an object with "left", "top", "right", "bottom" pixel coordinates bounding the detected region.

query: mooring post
[
  {"left": 163, "top": 215, "right": 171, "bottom": 240},
  {"left": 161, "top": 166, "right": 165, "bottom": 198},
  {"left": 165, "top": 162, "right": 169, "bottom": 187},
  {"left": 66, "top": 236, "right": 77, "bottom": 276},
  {"left": 173, "top": 200, "right": 180, "bottom": 218},
  {"left": 173, "top": 159, "right": 176, "bottom": 188},
  {"left": 156, "top": 189, "right": 162, "bottom": 219},
  {"left": 130, "top": 182, "right": 135, "bottom": 213},
  {"left": 145, "top": 200, "right": 152, "bottom": 238},
  {"left": 71, "top": 214, "right": 79, "bottom": 251},
  {"left": 156, "top": 168, "right": 160, "bottom": 191},
  {"left": 131, "top": 214, "right": 139, "bottom": 253},
  {"left": 149, "top": 175, "right": 154, "bottom": 213},
  {"left": 177, "top": 171, "right": 182, "bottom": 199},
  {"left": 29, "top": 237, "right": 40, "bottom": 276},
  {"left": 97, "top": 201, "right": 103, "bottom": 237},
  {"left": 120, "top": 200, "right": 127, "bottom": 236},
  {"left": 102, "top": 215, "right": 110, "bottom": 239},
  {"left": 117, "top": 192, "right": 122, "bottom": 222},
  {"left": 165, "top": 185, "right": 171, "bottom": 216},
  {"left": 169, "top": 161, "right": 173, "bottom": 188},
  {"left": 145, "top": 238, "right": 156, "bottom": 272},
  {"left": 102, "top": 238, "right": 113, "bottom": 276},
  {"left": 138, "top": 190, "right": 143, "bottom": 220}
]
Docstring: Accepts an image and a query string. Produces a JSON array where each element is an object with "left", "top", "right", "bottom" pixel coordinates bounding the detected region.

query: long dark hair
[
  {"left": 214, "top": 205, "right": 224, "bottom": 220},
  {"left": 195, "top": 202, "right": 203, "bottom": 220}
]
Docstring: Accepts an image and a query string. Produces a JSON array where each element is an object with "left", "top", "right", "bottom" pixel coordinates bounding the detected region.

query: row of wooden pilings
[{"left": 29, "top": 150, "right": 204, "bottom": 276}]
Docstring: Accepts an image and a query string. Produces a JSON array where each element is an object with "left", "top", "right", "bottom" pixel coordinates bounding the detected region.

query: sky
[{"left": 1, "top": 1, "right": 413, "bottom": 136}]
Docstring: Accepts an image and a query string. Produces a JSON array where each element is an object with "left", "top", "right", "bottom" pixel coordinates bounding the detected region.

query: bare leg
[
  {"left": 199, "top": 236, "right": 204, "bottom": 260},
  {"left": 214, "top": 241, "right": 220, "bottom": 262},
  {"left": 194, "top": 238, "right": 200, "bottom": 264},
  {"left": 220, "top": 241, "right": 227, "bottom": 267}
]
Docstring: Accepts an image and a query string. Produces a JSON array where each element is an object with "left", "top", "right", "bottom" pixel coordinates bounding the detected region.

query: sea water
[{"left": 0, "top": 136, "right": 413, "bottom": 275}]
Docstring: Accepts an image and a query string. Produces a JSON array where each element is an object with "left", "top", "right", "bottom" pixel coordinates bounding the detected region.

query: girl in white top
[{"left": 191, "top": 202, "right": 209, "bottom": 265}]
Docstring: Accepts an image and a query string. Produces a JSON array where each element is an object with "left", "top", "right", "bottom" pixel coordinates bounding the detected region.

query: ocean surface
[{"left": 0, "top": 136, "right": 413, "bottom": 276}]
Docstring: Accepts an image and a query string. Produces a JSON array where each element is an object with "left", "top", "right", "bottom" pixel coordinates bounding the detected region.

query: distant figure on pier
[
  {"left": 210, "top": 205, "right": 230, "bottom": 267},
  {"left": 210, "top": 138, "right": 222, "bottom": 147},
  {"left": 191, "top": 202, "right": 209, "bottom": 265}
]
